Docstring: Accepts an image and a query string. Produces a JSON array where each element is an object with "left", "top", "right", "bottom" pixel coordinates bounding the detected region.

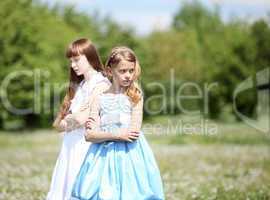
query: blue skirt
[{"left": 71, "top": 132, "right": 164, "bottom": 200}]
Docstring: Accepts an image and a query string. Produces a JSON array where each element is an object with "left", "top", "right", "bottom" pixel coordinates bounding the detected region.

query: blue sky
[{"left": 43, "top": 0, "right": 270, "bottom": 35}]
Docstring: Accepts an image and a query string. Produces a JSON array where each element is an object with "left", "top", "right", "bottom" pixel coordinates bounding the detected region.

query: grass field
[{"left": 0, "top": 115, "right": 269, "bottom": 200}]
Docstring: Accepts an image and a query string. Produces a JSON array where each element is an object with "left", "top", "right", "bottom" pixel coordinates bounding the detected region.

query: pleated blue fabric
[{"left": 71, "top": 94, "right": 164, "bottom": 200}]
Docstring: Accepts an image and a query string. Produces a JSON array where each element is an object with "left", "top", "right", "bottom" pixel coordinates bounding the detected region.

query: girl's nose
[{"left": 71, "top": 62, "right": 76, "bottom": 68}]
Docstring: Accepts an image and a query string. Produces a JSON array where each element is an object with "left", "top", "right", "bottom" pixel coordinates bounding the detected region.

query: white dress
[{"left": 46, "top": 72, "right": 110, "bottom": 200}]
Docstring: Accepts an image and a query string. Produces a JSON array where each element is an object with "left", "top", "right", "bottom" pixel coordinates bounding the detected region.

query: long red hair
[{"left": 53, "top": 38, "right": 103, "bottom": 129}]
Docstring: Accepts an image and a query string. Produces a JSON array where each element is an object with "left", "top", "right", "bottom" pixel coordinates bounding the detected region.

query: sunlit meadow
[{"left": 0, "top": 115, "right": 269, "bottom": 200}]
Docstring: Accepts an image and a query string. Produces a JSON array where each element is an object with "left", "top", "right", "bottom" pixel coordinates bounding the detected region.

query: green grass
[
  {"left": 0, "top": 116, "right": 270, "bottom": 200},
  {"left": 144, "top": 115, "right": 270, "bottom": 146}
]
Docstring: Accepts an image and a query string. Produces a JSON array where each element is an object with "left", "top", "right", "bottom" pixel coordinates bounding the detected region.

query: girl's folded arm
[
  {"left": 64, "top": 82, "right": 110, "bottom": 130},
  {"left": 85, "top": 128, "right": 138, "bottom": 143},
  {"left": 83, "top": 95, "right": 120, "bottom": 143},
  {"left": 88, "top": 98, "right": 144, "bottom": 141},
  {"left": 85, "top": 129, "right": 120, "bottom": 143},
  {"left": 86, "top": 97, "right": 144, "bottom": 143},
  {"left": 128, "top": 97, "right": 143, "bottom": 133}
]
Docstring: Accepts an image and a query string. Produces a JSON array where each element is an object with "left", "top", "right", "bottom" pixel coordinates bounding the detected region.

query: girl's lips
[{"left": 123, "top": 81, "right": 130, "bottom": 85}]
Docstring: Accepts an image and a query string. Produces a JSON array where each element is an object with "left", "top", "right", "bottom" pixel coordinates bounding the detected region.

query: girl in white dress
[{"left": 46, "top": 38, "right": 110, "bottom": 200}]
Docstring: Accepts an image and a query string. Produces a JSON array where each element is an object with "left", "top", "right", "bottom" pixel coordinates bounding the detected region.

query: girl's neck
[
  {"left": 83, "top": 68, "right": 97, "bottom": 81},
  {"left": 110, "top": 83, "right": 127, "bottom": 94}
]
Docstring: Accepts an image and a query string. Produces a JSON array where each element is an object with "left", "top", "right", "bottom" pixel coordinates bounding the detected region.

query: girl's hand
[
  {"left": 59, "top": 119, "right": 67, "bottom": 131},
  {"left": 117, "top": 129, "right": 140, "bottom": 142},
  {"left": 85, "top": 117, "right": 95, "bottom": 130}
]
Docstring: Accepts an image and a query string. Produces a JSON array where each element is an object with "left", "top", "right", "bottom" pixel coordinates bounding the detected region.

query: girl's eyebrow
[
  {"left": 119, "top": 63, "right": 134, "bottom": 68},
  {"left": 118, "top": 66, "right": 128, "bottom": 69},
  {"left": 70, "top": 57, "right": 80, "bottom": 62}
]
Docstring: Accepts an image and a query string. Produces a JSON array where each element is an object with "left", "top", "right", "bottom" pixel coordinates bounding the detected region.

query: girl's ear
[{"left": 106, "top": 67, "right": 113, "bottom": 78}]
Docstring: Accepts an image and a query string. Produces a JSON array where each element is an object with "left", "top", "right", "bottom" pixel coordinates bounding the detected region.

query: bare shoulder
[{"left": 94, "top": 81, "right": 111, "bottom": 94}]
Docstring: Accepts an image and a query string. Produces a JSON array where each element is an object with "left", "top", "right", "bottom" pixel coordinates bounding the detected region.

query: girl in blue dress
[{"left": 71, "top": 46, "right": 164, "bottom": 200}]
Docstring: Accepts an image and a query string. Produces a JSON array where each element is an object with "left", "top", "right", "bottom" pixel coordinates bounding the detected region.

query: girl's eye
[
  {"left": 71, "top": 58, "right": 79, "bottom": 63},
  {"left": 70, "top": 60, "right": 79, "bottom": 64},
  {"left": 129, "top": 69, "right": 134, "bottom": 73},
  {"left": 120, "top": 70, "right": 126, "bottom": 73}
]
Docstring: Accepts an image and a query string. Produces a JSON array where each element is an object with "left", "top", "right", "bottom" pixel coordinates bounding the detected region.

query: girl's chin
[
  {"left": 121, "top": 83, "right": 131, "bottom": 87},
  {"left": 75, "top": 71, "right": 82, "bottom": 75}
]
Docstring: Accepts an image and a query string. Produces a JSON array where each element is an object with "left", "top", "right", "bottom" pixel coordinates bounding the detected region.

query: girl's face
[
  {"left": 70, "top": 55, "right": 91, "bottom": 76},
  {"left": 108, "top": 60, "right": 135, "bottom": 88}
]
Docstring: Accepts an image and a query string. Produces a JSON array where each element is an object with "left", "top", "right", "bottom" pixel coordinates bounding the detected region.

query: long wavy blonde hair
[{"left": 105, "top": 46, "right": 142, "bottom": 104}]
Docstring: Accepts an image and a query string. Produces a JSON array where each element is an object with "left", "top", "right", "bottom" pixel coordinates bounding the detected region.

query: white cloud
[
  {"left": 209, "top": 0, "right": 270, "bottom": 6},
  {"left": 109, "top": 11, "right": 172, "bottom": 35},
  {"left": 42, "top": 0, "right": 270, "bottom": 35}
]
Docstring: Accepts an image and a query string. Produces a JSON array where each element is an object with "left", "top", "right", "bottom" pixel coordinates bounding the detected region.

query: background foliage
[{"left": 0, "top": 0, "right": 269, "bottom": 130}]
